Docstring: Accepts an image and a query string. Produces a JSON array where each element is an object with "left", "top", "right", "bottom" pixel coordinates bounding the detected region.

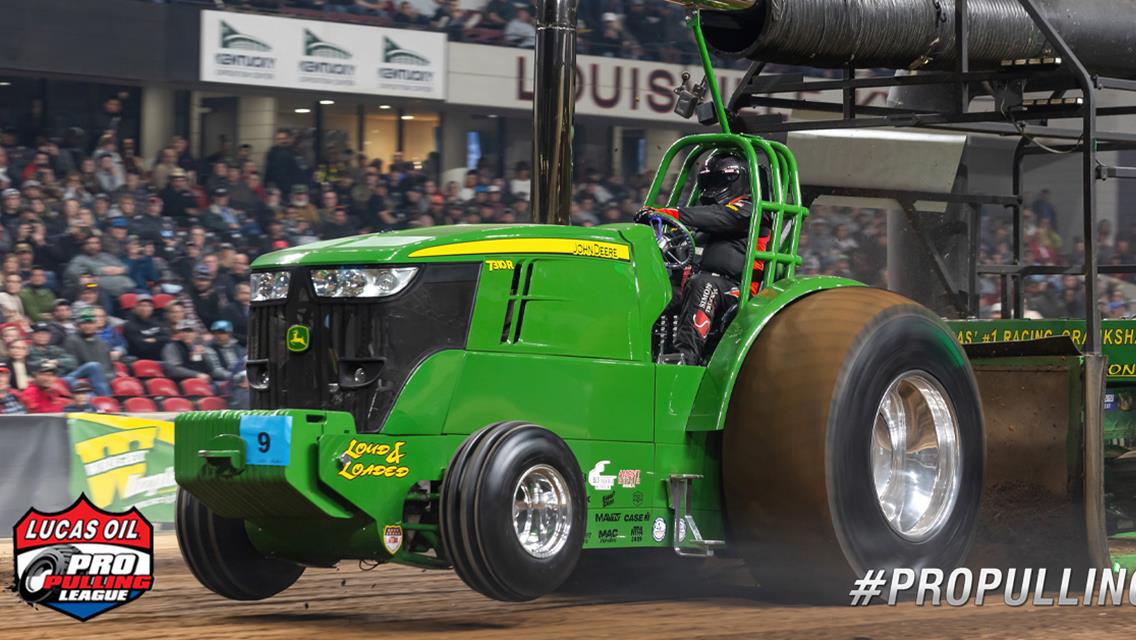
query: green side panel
[
  {"left": 687, "top": 275, "right": 864, "bottom": 431},
  {"left": 174, "top": 409, "right": 355, "bottom": 520},
  {"left": 443, "top": 351, "right": 655, "bottom": 441},
  {"left": 318, "top": 432, "right": 464, "bottom": 526},
  {"left": 382, "top": 350, "right": 466, "bottom": 436},
  {"left": 654, "top": 364, "right": 707, "bottom": 444}
]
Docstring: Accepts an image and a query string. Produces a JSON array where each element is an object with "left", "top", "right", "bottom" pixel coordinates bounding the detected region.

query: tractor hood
[{"left": 253, "top": 224, "right": 636, "bottom": 269}]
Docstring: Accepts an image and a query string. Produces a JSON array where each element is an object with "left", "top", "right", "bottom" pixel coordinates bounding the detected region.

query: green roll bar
[{"left": 642, "top": 11, "right": 808, "bottom": 305}]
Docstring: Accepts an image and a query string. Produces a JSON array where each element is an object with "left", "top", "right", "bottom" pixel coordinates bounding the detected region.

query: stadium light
[
  {"left": 294, "top": 108, "right": 312, "bottom": 114},
  {"left": 319, "top": 100, "right": 335, "bottom": 105}
]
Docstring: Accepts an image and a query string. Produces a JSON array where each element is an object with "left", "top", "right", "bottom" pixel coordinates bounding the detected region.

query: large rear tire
[
  {"left": 723, "top": 287, "right": 984, "bottom": 600},
  {"left": 175, "top": 488, "right": 304, "bottom": 600}
]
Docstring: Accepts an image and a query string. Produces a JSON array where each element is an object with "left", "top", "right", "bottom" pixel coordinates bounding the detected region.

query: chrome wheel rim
[
  {"left": 871, "top": 371, "right": 961, "bottom": 542},
  {"left": 512, "top": 464, "right": 572, "bottom": 559}
]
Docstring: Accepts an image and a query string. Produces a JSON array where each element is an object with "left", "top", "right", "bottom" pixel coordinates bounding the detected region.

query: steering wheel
[{"left": 640, "top": 212, "right": 696, "bottom": 271}]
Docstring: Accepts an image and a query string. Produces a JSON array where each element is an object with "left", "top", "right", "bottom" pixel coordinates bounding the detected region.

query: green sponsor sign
[
  {"left": 67, "top": 413, "right": 177, "bottom": 524},
  {"left": 948, "top": 319, "right": 1136, "bottom": 380}
]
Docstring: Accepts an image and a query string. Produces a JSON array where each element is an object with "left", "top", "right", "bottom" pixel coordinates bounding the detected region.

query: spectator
[
  {"left": 224, "top": 282, "right": 251, "bottom": 346},
  {"left": 20, "top": 359, "right": 65, "bottom": 414},
  {"left": 161, "top": 322, "right": 216, "bottom": 384},
  {"left": 4, "top": 338, "right": 30, "bottom": 391},
  {"left": 20, "top": 266, "right": 55, "bottom": 321},
  {"left": 210, "top": 320, "right": 245, "bottom": 375},
  {"left": 63, "top": 308, "right": 117, "bottom": 387},
  {"left": 28, "top": 320, "right": 111, "bottom": 397},
  {"left": 0, "top": 273, "right": 27, "bottom": 324},
  {"left": 229, "top": 370, "right": 250, "bottom": 409},
  {"left": 47, "top": 299, "right": 73, "bottom": 345},
  {"left": 505, "top": 7, "right": 536, "bottom": 48},
  {"left": 265, "top": 129, "right": 302, "bottom": 195},
  {"left": 65, "top": 234, "right": 135, "bottom": 297},
  {"left": 63, "top": 380, "right": 98, "bottom": 413},
  {"left": 123, "top": 294, "right": 168, "bottom": 360},
  {"left": 189, "top": 264, "right": 231, "bottom": 330},
  {"left": 0, "top": 365, "right": 25, "bottom": 414}
]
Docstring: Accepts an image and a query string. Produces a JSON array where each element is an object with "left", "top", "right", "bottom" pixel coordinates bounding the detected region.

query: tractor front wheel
[
  {"left": 440, "top": 422, "right": 586, "bottom": 601},
  {"left": 175, "top": 488, "right": 304, "bottom": 600},
  {"left": 723, "top": 287, "right": 984, "bottom": 600}
]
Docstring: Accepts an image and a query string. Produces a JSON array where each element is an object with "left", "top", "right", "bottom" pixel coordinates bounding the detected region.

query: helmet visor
[{"left": 697, "top": 164, "right": 742, "bottom": 197}]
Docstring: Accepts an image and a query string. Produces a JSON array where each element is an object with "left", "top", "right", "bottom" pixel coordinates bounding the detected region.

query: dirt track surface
[{"left": 3, "top": 536, "right": 1136, "bottom": 639}]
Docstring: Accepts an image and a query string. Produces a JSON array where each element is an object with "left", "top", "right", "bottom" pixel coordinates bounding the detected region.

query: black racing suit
[{"left": 658, "top": 195, "right": 772, "bottom": 365}]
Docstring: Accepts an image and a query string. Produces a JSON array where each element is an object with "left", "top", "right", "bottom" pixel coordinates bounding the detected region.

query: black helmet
[{"left": 697, "top": 151, "right": 748, "bottom": 204}]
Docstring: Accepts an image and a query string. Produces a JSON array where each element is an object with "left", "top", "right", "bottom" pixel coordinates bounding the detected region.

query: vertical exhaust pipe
[{"left": 531, "top": 0, "right": 578, "bottom": 225}]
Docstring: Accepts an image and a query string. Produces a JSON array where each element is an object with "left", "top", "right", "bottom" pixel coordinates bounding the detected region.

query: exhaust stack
[{"left": 531, "top": 0, "right": 578, "bottom": 225}]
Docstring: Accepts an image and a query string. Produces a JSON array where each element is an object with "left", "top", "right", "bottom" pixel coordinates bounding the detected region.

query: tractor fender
[{"left": 686, "top": 276, "right": 864, "bottom": 432}]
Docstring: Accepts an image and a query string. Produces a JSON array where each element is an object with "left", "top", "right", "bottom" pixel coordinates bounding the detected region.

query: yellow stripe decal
[{"left": 409, "top": 238, "right": 630, "bottom": 261}]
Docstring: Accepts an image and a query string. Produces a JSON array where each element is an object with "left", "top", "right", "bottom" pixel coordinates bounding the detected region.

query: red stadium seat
[
  {"left": 196, "top": 396, "right": 227, "bottom": 411},
  {"left": 91, "top": 397, "right": 121, "bottom": 413},
  {"left": 180, "top": 378, "right": 214, "bottom": 397},
  {"left": 145, "top": 377, "right": 179, "bottom": 397},
  {"left": 123, "top": 397, "right": 157, "bottom": 413},
  {"left": 161, "top": 397, "right": 194, "bottom": 413},
  {"left": 152, "top": 294, "right": 174, "bottom": 310},
  {"left": 53, "top": 379, "right": 73, "bottom": 397},
  {"left": 118, "top": 293, "right": 138, "bottom": 312},
  {"left": 131, "top": 360, "right": 164, "bottom": 379},
  {"left": 110, "top": 376, "right": 144, "bottom": 397},
  {"left": 114, "top": 361, "right": 129, "bottom": 376}
]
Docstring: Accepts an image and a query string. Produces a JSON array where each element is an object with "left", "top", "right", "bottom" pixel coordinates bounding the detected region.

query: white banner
[
  {"left": 199, "top": 10, "right": 446, "bottom": 100},
  {"left": 447, "top": 43, "right": 890, "bottom": 124}
]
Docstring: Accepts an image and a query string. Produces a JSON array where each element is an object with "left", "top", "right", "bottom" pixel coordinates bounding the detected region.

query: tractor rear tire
[
  {"left": 175, "top": 488, "right": 304, "bottom": 600},
  {"left": 723, "top": 287, "right": 984, "bottom": 600},
  {"left": 440, "top": 422, "right": 586, "bottom": 601}
]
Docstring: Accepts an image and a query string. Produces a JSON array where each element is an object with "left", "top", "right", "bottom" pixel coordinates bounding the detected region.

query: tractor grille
[{"left": 248, "top": 263, "right": 479, "bottom": 433}]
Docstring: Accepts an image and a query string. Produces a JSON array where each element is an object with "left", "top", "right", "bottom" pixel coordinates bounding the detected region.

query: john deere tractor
[{"left": 173, "top": 0, "right": 1094, "bottom": 602}]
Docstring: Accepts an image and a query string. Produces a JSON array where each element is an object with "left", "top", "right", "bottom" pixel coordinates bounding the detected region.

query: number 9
[{"left": 258, "top": 431, "right": 271, "bottom": 453}]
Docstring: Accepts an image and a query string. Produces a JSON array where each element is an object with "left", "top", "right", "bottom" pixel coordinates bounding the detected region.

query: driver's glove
[{"left": 633, "top": 207, "right": 657, "bottom": 225}]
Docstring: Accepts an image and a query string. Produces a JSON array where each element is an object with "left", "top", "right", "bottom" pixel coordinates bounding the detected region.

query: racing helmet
[{"left": 697, "top": 151, "right": 748, "bottom": 204}]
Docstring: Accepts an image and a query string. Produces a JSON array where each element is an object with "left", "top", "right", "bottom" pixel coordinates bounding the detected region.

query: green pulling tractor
[{"left": 174, "top": 1, "right": 1115, "bottom": 602}]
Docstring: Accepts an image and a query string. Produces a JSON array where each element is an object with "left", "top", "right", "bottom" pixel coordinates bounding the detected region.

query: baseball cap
[
  {"left": 21, "top": 180, "right": 41, "bottom": 189},
  {"left": 1, "top": 188, "right": 18, "bottom": 198},
  {"left": 602, "top": 11, "right": 619, "bottom": 22},
  {"left": 210, "top": 320, "right": 233, "bottom": 333},
  {"left": 291, "top": 184, "right": 309, "bottom": 195},
  {"left": 176, "top": 321, "right": 195, "bottom": 332},
  {"left": 31, "top": 321, "right": 50, "bottom": 333},
  {"left": 170, "top": 168, "right": 187, "bottom": 179},
  {"left": 193, "top": 264, "right": 212, "bottom": 279},
  {"left": 0, "top": 365, "right": 10, "bottom": 375},
  {"left": 135, "top": 293, "right": 154, "bottom": 304},
  {"left": 35, "top": 360, "right": 58, "bottom": 374},
  {"left": 53, "top": 298, "right": 70, "bottom": 309},
  {"left": 111, "top": 217, "right": 129, "bottom": 228},
  {"left": 430, "top": 194, "right": 445, "bottom": 205},
  {"left": 82, "top": 281, "right": 99, "bottom": 292},
  {"left": 77, "top": 308, "right": 97, "bottom": 323},
  {"left": 212, "top": 187, "right": 228, "bottom": 197}
]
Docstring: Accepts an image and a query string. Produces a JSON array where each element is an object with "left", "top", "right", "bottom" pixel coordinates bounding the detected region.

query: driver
[{"left": 635, "top": 151, "right": 772, "bottom": 365}]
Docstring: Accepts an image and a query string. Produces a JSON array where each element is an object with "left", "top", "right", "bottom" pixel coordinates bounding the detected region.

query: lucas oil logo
[{"left": 11, "top": 495, "right": 153, "bottom": 621}]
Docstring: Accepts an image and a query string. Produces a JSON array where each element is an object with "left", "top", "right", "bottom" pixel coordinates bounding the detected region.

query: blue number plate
[{"left": 239, "top": 415, "right": 292, "bottom": 466}]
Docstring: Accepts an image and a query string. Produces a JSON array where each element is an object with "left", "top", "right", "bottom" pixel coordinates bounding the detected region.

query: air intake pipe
[
  {"left": 531, "top": 0, "right": 578, "bottom": 225},
  {"left": 669, "top": 0, "right": 1136, "bottom": 77}
]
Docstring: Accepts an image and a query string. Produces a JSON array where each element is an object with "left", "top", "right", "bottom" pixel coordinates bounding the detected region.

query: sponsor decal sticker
[
  {"left": 693, "top": 310, "right": 712, "bottom": 339},
  {"left": 652, "top": 517, "right": 666, "bottom": 542},
  {"left": 677, "top": 519, "right": 687, "bottom": 543},
  {"left": 383, "top": 525, "right": 403, "bottom": 555},
  {"left": 587, "top": 460, "right": 616, "bottom": 491},
  {"left": 601, "top": 491, "right": 616, "bottom": 508},
  {"left": 486, "top": 259, "right": 515, "bottom": 272},
  {"left": 617, "top": 469, "right": 640, "bottom": 489},
  {"left": 11, "top": 495, "right": 154, "bottom": 621},
  {"left": 337, "top": 439, "right": 410, "bottom": 480},
  {"left": 632, "top": 490, "right": 644, "bottom": 507}
]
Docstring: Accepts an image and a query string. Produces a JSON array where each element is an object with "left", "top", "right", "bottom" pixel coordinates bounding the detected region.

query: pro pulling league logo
[{"left": 11, "top": 495, "right": 153, "bottom": 621}]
